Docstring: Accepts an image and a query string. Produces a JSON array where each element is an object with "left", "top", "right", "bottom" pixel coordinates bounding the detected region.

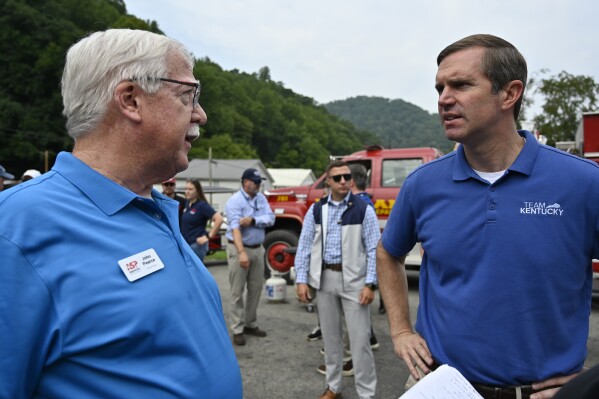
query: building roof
[
  {"left": 177, "top": 159, "right": 272, "bottom": 182},
  {"left": 267, "top": 168, "right": 316, "bottom": 188}
]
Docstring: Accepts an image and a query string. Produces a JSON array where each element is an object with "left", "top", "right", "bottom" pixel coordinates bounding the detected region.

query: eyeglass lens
[{"left": 330, "top": 173, "right": 352, "bottom": 183}]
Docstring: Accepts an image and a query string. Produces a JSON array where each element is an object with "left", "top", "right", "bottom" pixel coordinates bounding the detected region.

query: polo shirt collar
[
  {"left": 52, "top": 152, "right": 145, "bottom": 216},
  {"left": 453, "top": 130, "right": 539, "bottom": 181}
]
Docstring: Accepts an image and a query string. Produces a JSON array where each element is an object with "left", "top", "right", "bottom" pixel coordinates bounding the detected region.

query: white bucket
[{"left": 265, "top": 276, "right": 287, "bottom": 302}]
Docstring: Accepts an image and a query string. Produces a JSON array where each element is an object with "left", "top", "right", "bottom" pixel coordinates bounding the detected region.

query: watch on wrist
[{"left": 365, "top": 283, "right": 376, "bottom": 291}]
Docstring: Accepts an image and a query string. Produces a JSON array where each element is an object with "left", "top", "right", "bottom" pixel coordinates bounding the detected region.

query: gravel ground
[{"left": 205, "top": 262, "right": 599, "bottom": 399}]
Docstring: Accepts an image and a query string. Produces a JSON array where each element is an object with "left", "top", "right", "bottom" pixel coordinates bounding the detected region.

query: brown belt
[
  {"left": 323, "top": 263, "right": 342, "bottom": 271},
  {"left": 429, "top": 361, "right": 541, "bottom": 399},
  {"left": 243, "top": 244, "right": 261, "bottom": 249}
]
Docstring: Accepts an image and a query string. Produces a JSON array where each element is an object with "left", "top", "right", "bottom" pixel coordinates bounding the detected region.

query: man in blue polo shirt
[
  {"left": 0, "top": 29, "right": 242, "bottom": 398},
  {"left": 377, "top": 34, "right": 599, "bottom": 399}
]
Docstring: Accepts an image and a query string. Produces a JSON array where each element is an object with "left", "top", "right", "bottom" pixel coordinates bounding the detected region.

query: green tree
[
  {"left": 188, "top": 134, "right": 258, "bottom": 159},
  {"left": 532, "top": 71, "right": 599, "bottom": 145},
  {"left": 0, "top": 0, "right": 162, "bottom": 174}
]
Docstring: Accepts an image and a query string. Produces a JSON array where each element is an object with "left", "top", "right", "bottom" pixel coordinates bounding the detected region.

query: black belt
[
  {"left": 323, "top": 263, "right": 342, "bottom": 271},
  {"left": 428, "top": 361, "right": 541, "bottom": 399},
  {"left": 243, "top": 244, "right": 261, "bottom": 249},
  {"left": 472, "top": 383, "right": 539, "bottom": 399}
]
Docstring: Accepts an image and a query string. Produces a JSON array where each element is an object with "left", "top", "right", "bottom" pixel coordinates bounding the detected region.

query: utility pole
[{"left": 208, "top": 147, "right": 213, "bottom": 204}]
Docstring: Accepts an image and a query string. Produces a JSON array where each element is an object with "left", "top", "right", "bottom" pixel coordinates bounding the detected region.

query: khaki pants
[
  {"left": 404, "top": 364, "right": 427, "bottom": 391},
  {"left": 227, "top": 243, "right": 265, "bottom": 335}
]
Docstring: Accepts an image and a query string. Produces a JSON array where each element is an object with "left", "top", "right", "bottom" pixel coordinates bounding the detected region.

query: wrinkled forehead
[{"left": 165, "top": 50, "right": 195, "bottom": 80}]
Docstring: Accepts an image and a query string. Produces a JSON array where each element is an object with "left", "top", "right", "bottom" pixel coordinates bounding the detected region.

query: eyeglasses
[
  {"left": 130, "top": 77, "right": 201, "bottom": 107},
  {"left": 159, "top": 78, "right": 201, "bottom": 107},
  {"left": 329, "top": 173, "right": 352, "bottom": 183}
]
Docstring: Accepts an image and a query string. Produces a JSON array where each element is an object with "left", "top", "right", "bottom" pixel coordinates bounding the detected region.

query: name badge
[{"left": 117, "top": 248, "right": 164, "bottom": 282}]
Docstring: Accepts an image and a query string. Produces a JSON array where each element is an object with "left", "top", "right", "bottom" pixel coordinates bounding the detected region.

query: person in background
[
  {"left": 349, "top": 163, "right": 385, "bottom": 316},
  {"left": 377, "top": 34, "right": 599, "bottom": 399},
  {"left": 349, "top": 164, "right": 374, "bottom": 207},
  {"left": 21, "top": 169, "right": 42, "bottom": 182},
  {"left": 0, "top": 164, "right": 14, "bottom": 191},
  {"left": 161, "top": 177, "right": 186, "bottom": 221},
  {"left": 296, "top": 160, "right": 380, "bottom": 399},
  {"left": 0, "top": 29, "right": 242, "bottom": 398},
  {"left": 553, "top": 366, "right": 597, "bottom": 399},
  {"left": 348, "top": 163, "right": 380, "bottom": 347},
  {"left": 314, "top": 163, "right": 381, "bottom": 379},
  {"left": 182, "top": 178, "right": 223, "bottom": 263},
  {"left": 225, "top": 168, "right": 275, "bottom": 346}
]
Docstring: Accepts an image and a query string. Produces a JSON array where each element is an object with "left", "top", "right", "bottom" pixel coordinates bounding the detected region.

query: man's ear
[
  {"left": 114, "top": 81, "right": 142, "bottom": 122},
  {"left": 501, "top": 80, "right": 524, "bottom": 112}
]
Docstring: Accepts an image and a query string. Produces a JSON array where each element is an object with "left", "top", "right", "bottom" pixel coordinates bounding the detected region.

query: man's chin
[{"left": 175, "top": 156, "right": 190, "bottom": 173}]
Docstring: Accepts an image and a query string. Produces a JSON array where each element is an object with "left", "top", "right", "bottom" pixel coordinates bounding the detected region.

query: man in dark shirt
[{"left": 162, "top": 177, "right": 186, "bottom": 221}]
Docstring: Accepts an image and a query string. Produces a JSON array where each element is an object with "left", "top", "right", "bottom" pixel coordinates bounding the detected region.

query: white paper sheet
[{"left": 399, "top": 364, "right": 483, "bottom": 399}]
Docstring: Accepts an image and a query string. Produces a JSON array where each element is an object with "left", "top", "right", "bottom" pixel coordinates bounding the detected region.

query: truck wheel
[{"left": 263, "top": 229, "right": 298, "bottom": 284}]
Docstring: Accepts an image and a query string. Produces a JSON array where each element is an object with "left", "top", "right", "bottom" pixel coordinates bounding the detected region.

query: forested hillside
[
  {"left": 326, "top": 96, "right": 454, "bottom": 153},
  {"left": 1, "top": 0, "right": 448, "bottom": 177}
]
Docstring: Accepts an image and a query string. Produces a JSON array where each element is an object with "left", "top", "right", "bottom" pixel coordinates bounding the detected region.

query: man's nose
[{"left": 192, "top": 105, "right": 207, "bottom": 125}]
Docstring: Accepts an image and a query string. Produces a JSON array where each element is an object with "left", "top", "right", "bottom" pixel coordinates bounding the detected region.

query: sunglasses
[
  {"left": 329, "top": 173, "right": 352, "bottom": 183},
  {"left": 162, "top": 182, "right": 175, "bottom": 187}
]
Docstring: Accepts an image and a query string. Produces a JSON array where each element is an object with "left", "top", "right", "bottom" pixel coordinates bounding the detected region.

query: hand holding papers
[{"left": 399, "top": 364, "right": 483, "bottom": 399}]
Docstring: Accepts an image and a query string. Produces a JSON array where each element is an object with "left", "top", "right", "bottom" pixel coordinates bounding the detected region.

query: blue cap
[
  {"left": 0, "top": 165, "right": 14, "bottom": 179},
  {"left": 241, "top": 168, "right": 266, "bottom": 184}
]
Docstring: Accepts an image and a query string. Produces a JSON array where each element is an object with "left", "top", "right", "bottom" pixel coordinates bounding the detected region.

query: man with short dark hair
[
  {"left": 0, "top": 29, "right": 242, "bottom": 398},
  {"left": 377, "top": 34, "right": 599, "bottom": 399},
  {"left": 349, "top": 163, "right": 373, "bottom": 207},
  {"left": 225, "top": 167, "right": 275, "bottom": 346},
  {"left": 296, "top": 160, "right": 380, "bottom": 399}
]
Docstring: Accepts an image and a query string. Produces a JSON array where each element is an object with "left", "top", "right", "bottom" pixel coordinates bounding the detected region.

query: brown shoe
[
  {"left": 319, "top": 388, "right": 342, "bottom": 399},
  {"left": 233, "top": 333, "right": 245, "bottom": 346},
  {"left": 317, "top": 360, "right": 354, "bottom": 377},
  {"left": 243, "top": 326, "right": 267, "bottom": 337}
]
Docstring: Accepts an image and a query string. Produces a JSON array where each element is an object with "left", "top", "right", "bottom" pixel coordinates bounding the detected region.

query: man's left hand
[
  {"left": 530, "top": 369, "right": 587, "bottom": 399},
  {"left": 239, "top": 217, "right": 253, "bottom": 227},
  {"left": 359, "top": 286, "right": 375, "bottom": 305}
]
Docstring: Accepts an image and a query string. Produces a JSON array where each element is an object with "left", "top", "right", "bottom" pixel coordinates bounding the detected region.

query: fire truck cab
[{"left": 262, "top": 145, "right": 443, "bottom": 278}]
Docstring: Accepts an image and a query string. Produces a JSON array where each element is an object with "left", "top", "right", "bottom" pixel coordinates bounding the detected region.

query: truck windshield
[{"left": 381, "top": 159, "right": 423, "bottom": 187}]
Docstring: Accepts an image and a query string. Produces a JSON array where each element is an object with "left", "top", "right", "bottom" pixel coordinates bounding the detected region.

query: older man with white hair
[{"left": 0, "top": 29, "right": 242, "bottom": 398}]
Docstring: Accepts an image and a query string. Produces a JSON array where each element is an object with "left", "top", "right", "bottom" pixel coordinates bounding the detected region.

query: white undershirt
[{"left": 473, "top": 169, "right": 506, "bottom": 184}]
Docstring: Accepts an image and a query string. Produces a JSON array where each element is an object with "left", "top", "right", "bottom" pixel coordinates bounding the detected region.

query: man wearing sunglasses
[
  {"left": 161, "top": 177, "right": 186, "bottom": 221},
  {"left": 0, "top": 29, "right": 241, "bottom": 398},
  {"left": 296, "top": 160, "right": 380, "bottom": 399}
]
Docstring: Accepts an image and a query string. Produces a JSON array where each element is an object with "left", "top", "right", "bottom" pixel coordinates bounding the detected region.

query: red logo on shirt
[{"left": 126, "top": 261, "right": 138, "bottom": 271}]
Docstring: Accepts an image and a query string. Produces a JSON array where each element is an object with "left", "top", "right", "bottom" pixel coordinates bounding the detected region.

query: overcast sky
[{"left": 125, "top": 0, "right": 598, "bottom": 120}]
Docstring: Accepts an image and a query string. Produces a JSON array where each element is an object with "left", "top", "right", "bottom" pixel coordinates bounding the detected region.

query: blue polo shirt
[
  {"left": 382, "top": 131, "right": 599, "bottom": 385},
  {"left": 0, "top": 152, "right": 242, "bottom": 399}
]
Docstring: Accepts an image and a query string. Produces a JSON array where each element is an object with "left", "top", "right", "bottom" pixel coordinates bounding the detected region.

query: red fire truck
[
  {"left": 575, "top": 112, "right": 599, "bottom": 291},
  {"left": 262, "top": 145, "right": 443, "bottom": 278}
]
